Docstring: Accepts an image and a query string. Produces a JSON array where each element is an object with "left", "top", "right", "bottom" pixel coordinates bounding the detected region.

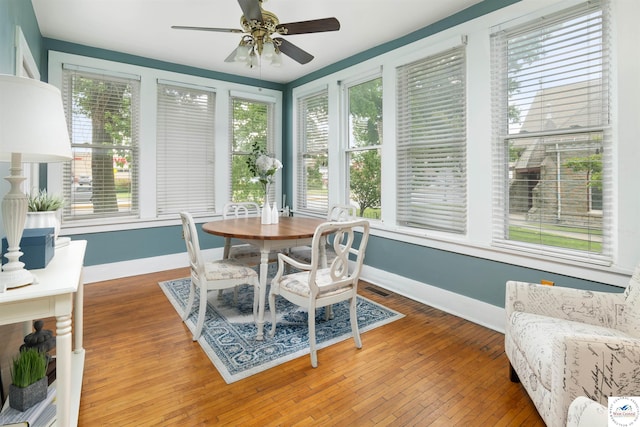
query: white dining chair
[
  {"left": 180, "top": 211, "right": 259, "bottom": 341},
  {"left": 268, "top": 219, "right": 370, "bottom": 367},
  {"left": 222, "top": 202, "right": 279, "bottom": 263},
  {"left": 287, "top": 204, "right": 358, "bottom": 264}
]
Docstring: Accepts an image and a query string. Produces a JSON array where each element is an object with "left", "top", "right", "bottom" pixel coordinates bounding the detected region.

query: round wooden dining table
[{"left": 202, "top": 216, "right": 325, "bottom": 340}]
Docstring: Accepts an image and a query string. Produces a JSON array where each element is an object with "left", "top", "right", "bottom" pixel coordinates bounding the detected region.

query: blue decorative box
[{"left": 1, "top": 227, "right": 55, "bottom": 269}]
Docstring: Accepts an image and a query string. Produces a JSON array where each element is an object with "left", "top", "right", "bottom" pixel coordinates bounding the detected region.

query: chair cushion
[
  {"left": 203, "top": 259, "right": 258, "bottom": 281},
  {"left": 288, "top": 246, "right": 337, "bottom": 264},
  {"left": 229, "top": 245, "right": 279, "bottom": 265},
  {"left": 508, "top": 311, "right": 628, "bottom": 390},
  {"left": 278, "top": 269, "right": 350, "bottom": 298}
]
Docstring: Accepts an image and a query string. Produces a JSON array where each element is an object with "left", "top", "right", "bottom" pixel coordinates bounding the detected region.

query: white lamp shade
[{"left": 0, "top": 75, "right": 72, "bottom": 163}]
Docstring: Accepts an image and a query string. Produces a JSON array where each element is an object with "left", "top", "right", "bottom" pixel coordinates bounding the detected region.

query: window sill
[
  {"left": 60, "top": 212, "right": 218, "bottom": 235},
  {"left": 367, "top": 221, "right": 631, "bottom": 288},
  {"left": 60, "top": 212, "right": 632, "bottom": 288}
]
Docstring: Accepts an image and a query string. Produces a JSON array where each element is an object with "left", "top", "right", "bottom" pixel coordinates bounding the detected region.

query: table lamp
[{"left": 0, "top": 75, "right": 72, "bottom": 290}]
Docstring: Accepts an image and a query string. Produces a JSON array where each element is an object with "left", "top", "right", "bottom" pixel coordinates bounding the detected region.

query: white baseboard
[
  {"left": 83, "top": 251, "right": 505, "bottom": 334},
  {"left": 360, "top": 265, "right": 506, "bottom": 333},
  {"left": 82, "top": 248, "right": 222, "bottom": 284}
]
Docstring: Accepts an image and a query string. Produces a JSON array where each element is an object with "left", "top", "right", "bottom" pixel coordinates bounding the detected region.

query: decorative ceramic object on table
[
  {"left": 25, "top": 190, "right": 65, "bottom": 242},
  {"left": 247, "top": 143, "right": 282, "bottom": 226},
  {"left": 271, "top": 202, "right": 279, "bottom": 224},
  {"left": 261, "top": 200, "right": 272, "bottom": 224}
]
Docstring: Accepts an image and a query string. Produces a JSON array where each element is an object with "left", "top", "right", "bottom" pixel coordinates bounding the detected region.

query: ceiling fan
[{"left": 172, "top": 0, "right": 340, "bottom": 66}]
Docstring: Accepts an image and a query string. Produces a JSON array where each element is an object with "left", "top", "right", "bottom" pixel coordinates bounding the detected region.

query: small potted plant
[
  {"left": 9, "top": 348, "right": 48, "bottom": 411},
  {"left": 25, "top": 190, "right": 66, "bottom": 241}
]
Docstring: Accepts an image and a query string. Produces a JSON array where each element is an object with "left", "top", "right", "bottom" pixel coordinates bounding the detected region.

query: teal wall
[
  {"left": 71, "top": 224, "right": 224, "bottom": 266},
  {"left": 365, "top": 236, "right": 619, "bottom": 307},
  {"left": 0, "top": 0, "right": 617, "bottom": 309},
  {"left": 0, "top": 0, "right": 42, "bottom": 75}
]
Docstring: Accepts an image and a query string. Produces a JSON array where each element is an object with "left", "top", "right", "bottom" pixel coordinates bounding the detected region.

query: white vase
[
  {"left": 261, "top": 201, "right": 271, "bottom": 224},
  {"left": 271, "top": 202, "right": 279, "bottom": 224},
  {"left": 24, "top": 210, "right": 61, "bottom": 241}
]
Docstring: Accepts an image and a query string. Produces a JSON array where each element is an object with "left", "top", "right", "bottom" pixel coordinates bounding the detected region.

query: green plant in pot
[
  {"left": 25, "top": 190, "right": 66, "bottom": 242},
  {"left": 9, "top": 348, "right": 48, "bottom": 411},
  {"left": 27, "top": 190, "right": 65, "bottom": 212}
]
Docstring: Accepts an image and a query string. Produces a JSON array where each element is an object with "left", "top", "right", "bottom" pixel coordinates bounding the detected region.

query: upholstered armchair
[
  {"left": 504, "top": 264, "right": 640, "bottom": 427},
  {"left": 566, "top": 397, "right": 607, "bottom": 427}
]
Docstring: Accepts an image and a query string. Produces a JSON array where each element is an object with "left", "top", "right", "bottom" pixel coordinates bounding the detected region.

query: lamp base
[{"left": 0, "top": 268, "right": 35, "bottom": 291}]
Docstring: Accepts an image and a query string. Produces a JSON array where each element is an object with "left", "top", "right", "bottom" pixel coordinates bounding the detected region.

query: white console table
[{"left": 0, "top": 240, "right": 87, "bottom": 427}]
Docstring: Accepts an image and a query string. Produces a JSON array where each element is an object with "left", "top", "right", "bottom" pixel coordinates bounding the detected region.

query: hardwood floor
[{"left": 74, "top": 268, "right": 544, "bottom": 426}]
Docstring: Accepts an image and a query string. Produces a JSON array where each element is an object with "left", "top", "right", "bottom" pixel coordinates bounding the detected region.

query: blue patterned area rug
[{"left": 158, "top": 277, "right": 403, "bottom": 383}]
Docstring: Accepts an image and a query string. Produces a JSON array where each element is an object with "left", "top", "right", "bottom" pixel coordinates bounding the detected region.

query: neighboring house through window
[{"left": 491, "top": 0, "right": 610, "bottom": 262}]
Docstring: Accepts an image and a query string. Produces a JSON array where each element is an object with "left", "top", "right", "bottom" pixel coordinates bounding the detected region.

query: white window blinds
[
  {"left": 491, "top": 0, "right": 611, "bottom": 263},
  {"left": 61, "top": 67, "right": 140, "bottom": 221},
  {"left": 296, "top": 89, "right": 329, "bottom": 215},
  {"left": 157, "top": 81, "right": 216, "bottom": 216},
  {"left": 396, "top": 46, "right": 467, "bottom": 233}
]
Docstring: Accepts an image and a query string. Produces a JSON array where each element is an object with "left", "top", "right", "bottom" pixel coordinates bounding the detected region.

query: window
[
  {"left": 345, "top": 77, "right": 382, "bottom": 219},
  {"left": 296, "top": 89, "right": 329, "bottom": 215},
  {"left": 157, "top": 81, "right": 215, "bottom": 216},
  {"left": 61, "top": 67, "right": 140, "bottom": 221},
  {"left": 230, "top": 96, "right": 276, "bottom": 204},
  {"left": 491, "top": 0, "right": 610, "bottom": 262},
  {"left": 396, "top": 46, "right": 467, "bottom": 233}
]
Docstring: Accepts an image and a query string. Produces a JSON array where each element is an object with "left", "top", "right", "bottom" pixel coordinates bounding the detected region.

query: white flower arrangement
[
  {"left": 247, "top": 142, "right": 282, "bottom": 190},
  {"left": 254, "top": 154, "right": 283, "bottom": 186}
]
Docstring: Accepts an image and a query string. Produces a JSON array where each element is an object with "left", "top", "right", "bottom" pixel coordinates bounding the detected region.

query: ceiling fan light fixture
[
  {"left": 271, "top": 51, "right": 282, "bottom": 67},
  {"left": 247, "top": 51, "right": 259, "bottom": 68},
  {"left": 173, "top": 0, "right": 340, "bottom": 68},
  {"left": 235, "top": 43, "right": 250, "bottom": 61},
  {"left": 262, "top": 40, "right": 275, "bottom": 59}
]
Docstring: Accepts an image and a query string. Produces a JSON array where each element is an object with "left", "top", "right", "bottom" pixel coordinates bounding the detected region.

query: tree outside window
[
  {"left": 230, "top": 98, "right": 275, "bottom": 204},
  {"left": 62, "top": 69, "right": 138, "bottom": 220},
  {"left": 347, "top": 77, "right": 382, "bottom": 218}
]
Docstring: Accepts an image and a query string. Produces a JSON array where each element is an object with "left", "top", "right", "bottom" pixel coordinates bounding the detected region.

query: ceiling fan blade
[
  {"left": 172, "top": 25, "right": 243, "bottom": 34},
  {"left": 273, "top": 38, "right": 314, "bottom": 64},
  {"left": 276, "top": 17, "right": 340, "bottom": 35},
  {"left": 237, "top": 0, "right": 263, "bottom": 22}
]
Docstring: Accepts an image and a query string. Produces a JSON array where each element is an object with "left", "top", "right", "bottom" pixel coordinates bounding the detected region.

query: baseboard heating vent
[{"left": 365, "top": 286, "right": 390, "bottom": 297}]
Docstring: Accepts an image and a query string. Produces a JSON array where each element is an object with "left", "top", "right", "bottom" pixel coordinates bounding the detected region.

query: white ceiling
[{"left": 31, "top": 0, "right": 481, "bottom": 84}]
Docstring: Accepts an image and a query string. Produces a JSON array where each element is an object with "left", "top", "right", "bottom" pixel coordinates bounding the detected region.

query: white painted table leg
[
  {"left": 255, "top": 247, "right": 270, "bottom": 340},
  {"left": 56, "top": 313, "right": 72, "bottom": 427}
]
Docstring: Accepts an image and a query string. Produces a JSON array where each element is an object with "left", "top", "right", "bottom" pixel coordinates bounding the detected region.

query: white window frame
[
  {"left": 395, "top": 44, "right": 467, "bottom": 234},
  {"left": 288, "top": 0, "right": 639, "bottom": 286},
  {"left": 341, "top": 71, "right": 383, "bottom": 220},
  {"left": 47, "top": 51, "right": 282, "bottom": 233},
  {"left": 15, "top": 26, "right": 41, "bottom": 197},
  {"left": 229, "top": 92, "right": 278, "bottom": 206},
  {"left": 293, "top": 86, "right": 331, "bottom": 217},
  {"left": 490, "top": 0, "right": 612, "bottom": 265},
  {"left": 156, "top": 79, "right": 216, "bottom": 217}
]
